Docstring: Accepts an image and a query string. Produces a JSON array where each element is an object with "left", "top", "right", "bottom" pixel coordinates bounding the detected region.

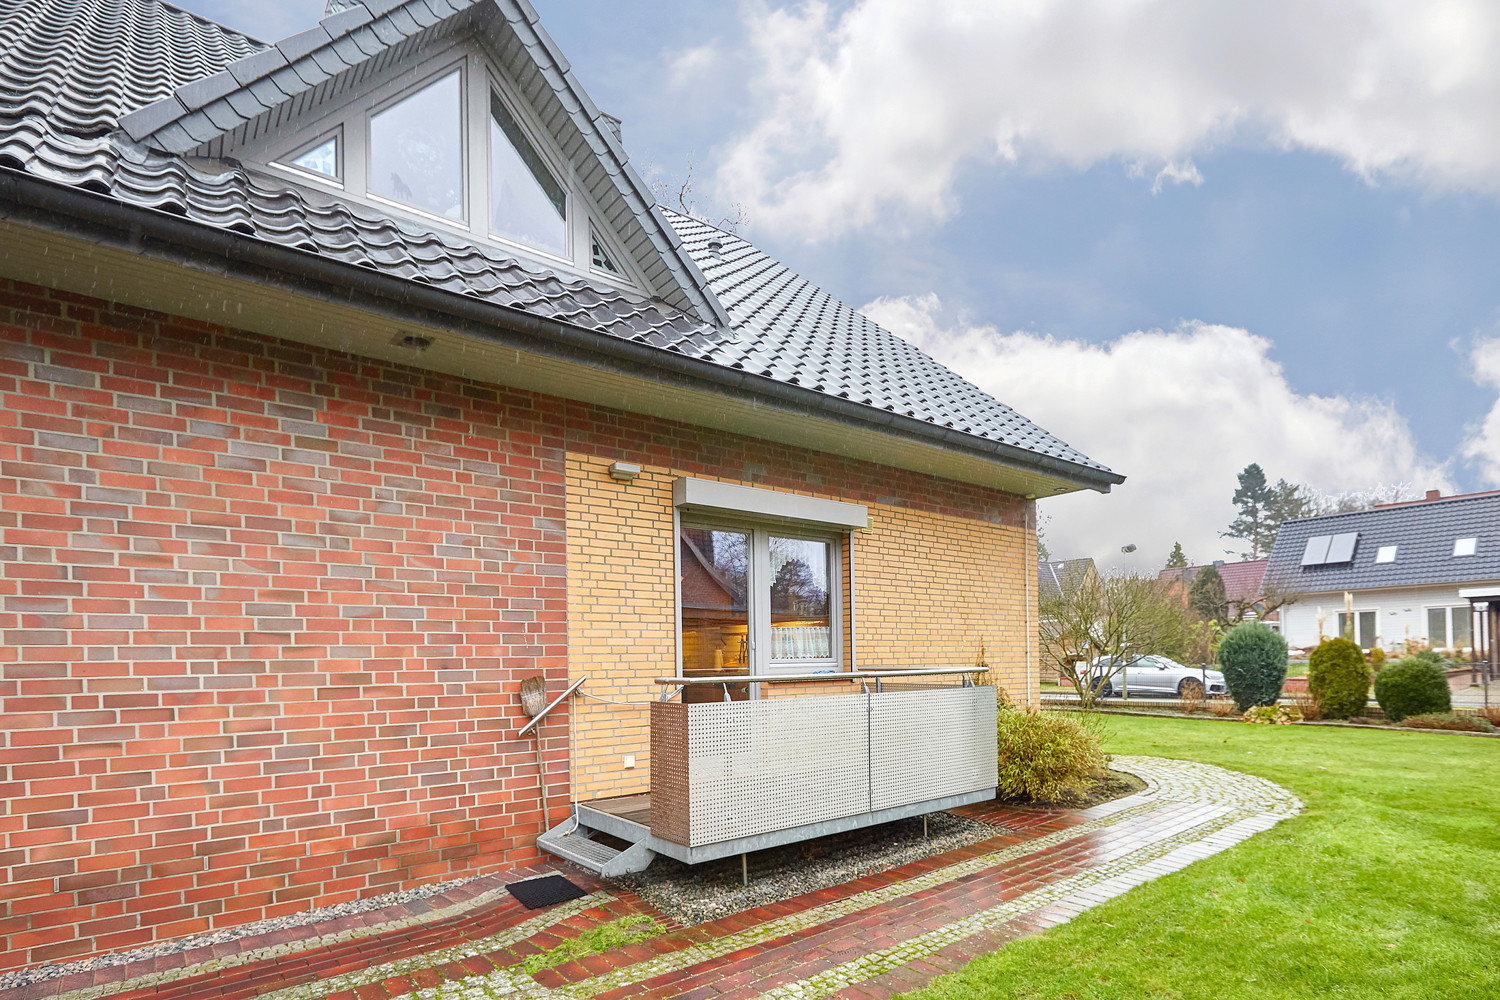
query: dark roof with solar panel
[{"left": 1266, "top": 492, "right": 1500, "bottom": 592}]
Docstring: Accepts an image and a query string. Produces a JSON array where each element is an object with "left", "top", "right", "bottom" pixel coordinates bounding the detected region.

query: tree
[
  {"left": 1038, "top": 572, "right": 1192, "bottom": 708},
  {"left": 1188, "top": 564, "right": 1229, "bottom": 623},
  {"left": 1165, "top": 542, "right": 1189, "bottom": 568},
  {"left": 1223, "top": 463, "right": 1276, "bottom": 558}
]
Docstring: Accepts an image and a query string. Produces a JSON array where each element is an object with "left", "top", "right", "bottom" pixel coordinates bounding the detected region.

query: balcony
[{"left": 544, "top": 670, "right": 998, "bottom": 875}]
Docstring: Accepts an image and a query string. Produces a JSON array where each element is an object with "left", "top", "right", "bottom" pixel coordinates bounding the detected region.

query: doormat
[{"left": 507, "top": 874, "right": 587, "bottom": 909}]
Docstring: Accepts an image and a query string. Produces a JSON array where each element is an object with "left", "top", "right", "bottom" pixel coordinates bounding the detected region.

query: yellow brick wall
[{"left": 564, "top": 454, "right": 1037, "bottom": 802}]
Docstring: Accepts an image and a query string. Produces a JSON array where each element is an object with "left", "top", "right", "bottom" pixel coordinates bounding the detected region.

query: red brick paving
[{"left": 11, "top": 795, "right": 1211, "bottom": 1000}]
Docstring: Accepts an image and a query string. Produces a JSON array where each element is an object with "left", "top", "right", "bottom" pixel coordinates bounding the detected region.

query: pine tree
[
  {"left": 1189, "top": 564, "right": 1229, "bottom": 623},
  {"left": 1165, "top": 542, "right": 1189, "bottom": 568},
  {"left": 1223, "top": 463, "right": 1276, "bottom": 558}
]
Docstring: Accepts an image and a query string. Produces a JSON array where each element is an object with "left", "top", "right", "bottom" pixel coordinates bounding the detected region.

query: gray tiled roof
[
  {"left": 1266, "top": 493, "right": 1500, "bottom": 593},
  {"left": 0, "top": 0, "right": 1118, "bottom": 486},
  {"left": 0, "top": 0, "right": 263, "bottom": 135},
  {"left": 666, "top": 212, "right": 1113, "bottom": 473},
  {"left": 0, "top": 115, "right": 718, "bottom": 350}
]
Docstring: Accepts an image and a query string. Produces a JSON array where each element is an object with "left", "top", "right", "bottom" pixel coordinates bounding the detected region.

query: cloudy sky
[{"left": 176, "top": 0, "right": 1500, "bottom": 570}]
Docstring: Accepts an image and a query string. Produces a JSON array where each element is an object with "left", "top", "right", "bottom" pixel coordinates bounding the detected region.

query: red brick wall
[{"left": 0, "top": 279, "right": 1027, "bottom": 971}]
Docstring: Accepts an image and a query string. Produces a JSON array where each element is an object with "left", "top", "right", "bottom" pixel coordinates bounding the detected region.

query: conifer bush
[
  {"left": 1217, "top": 622, "right": 1289, "bottom": 711},
  {"left": 1308, "top": 638, "right": 1372, "bottom": 719},
  {"left": 1375, "top": 657, "right": 1452, "bottom": 722}
]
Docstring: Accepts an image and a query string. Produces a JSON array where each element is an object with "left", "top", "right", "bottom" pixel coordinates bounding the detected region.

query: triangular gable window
[
  {"left": 369, "top": 70, "right": 464, "bottom": 220},
  {"left": 591, "top": 229, "right": 619, "bottom": 273},
  {"left": 489, "top": 91, "right": 566, "bottom": 256},
  {"left": 285, "top": 133, "right": 340, "bottom": 180}
]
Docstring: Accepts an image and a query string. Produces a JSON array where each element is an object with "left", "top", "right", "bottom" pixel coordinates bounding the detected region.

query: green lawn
[{"left": 902, "top": 716, "right": 1500, "bottom": 999}]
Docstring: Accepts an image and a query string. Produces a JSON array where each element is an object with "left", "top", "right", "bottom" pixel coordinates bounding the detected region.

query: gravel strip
[
  {"left": 0, "top": 870, "right": 501, "bottom": 992},
  {"left": 610, "top": 811, "right": 1005, "bottom": 927}
]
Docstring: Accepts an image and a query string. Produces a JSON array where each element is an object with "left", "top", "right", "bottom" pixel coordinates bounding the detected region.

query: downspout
[
  {"left": 1025, "top": 501, "right": 1034, "bottom": 707},
  {"left": 848, "top": 531, "right": 858, "bottom": 674}
]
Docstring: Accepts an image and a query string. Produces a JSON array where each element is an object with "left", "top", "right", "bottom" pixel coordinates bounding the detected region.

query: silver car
[{"left": 1091, "top": 654, "right": 1226, "bottom": 699}]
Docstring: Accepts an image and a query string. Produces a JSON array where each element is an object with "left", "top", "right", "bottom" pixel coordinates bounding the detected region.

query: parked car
[{"left": 1090, "top": 655, "right": 1227, "bottom": 699}]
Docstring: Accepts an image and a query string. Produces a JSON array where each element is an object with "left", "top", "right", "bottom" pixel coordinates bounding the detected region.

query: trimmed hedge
[
  {"left": 996, "top": 707, "right": 1106, "bottom": 802},
  {"left": 1375, "top": 657, "right": 1452, "bottom": 722},
  {"left": 1308, "top": 638, "right": 1372, "bottom": 720},
  {"left": 1218, "top": 622, "right": 1289, "bottom": 711}
]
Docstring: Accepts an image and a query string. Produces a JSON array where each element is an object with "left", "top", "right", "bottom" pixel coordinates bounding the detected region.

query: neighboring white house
[{"left": 1267, "top": 490, "right": 1500, "bottom": 653}]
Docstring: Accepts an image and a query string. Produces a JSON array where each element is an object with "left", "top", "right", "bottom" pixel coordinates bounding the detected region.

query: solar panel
[
  {"left": 1301, "top": 535, "right": 1333, "bottom": 566},
  {"left": 1325, "top": 532, "right": 1358, "bottom": 564}
]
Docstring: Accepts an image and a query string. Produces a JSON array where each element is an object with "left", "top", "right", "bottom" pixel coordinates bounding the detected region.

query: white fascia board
[
  {"left": 672, "top": 477, "right": 868, "bottom": 530},
  {"left": 1458, "top": 586, "right": 1500, "bottom": 601}
]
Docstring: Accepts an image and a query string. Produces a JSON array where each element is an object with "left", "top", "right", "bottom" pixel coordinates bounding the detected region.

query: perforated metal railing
[{"left": 649, "top": 669, "right": 998, "bottom": 849}]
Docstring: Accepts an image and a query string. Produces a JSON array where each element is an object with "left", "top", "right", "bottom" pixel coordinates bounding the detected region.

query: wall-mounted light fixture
[{"left": 609, "top": 461, "right": 641, "bottom": 482}]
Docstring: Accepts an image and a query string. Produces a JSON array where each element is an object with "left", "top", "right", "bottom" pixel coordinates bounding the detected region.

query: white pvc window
[
  {"left": 1429, "top": 606, "right": 1473, "bottom": 649},
  {"left": 679, "top": 521, "right": 842, "bottom": 687},
  {"left": 288, "top": 134, "right": 339, "bottom": 179},
  {"left": 1454, "top": 537, "right": 1478, "bottom": 557},
  {"left": 489, "top": 91, "right": 566, "bottom": 255},
  {"left": 369, "top": 70, "right": 464, "bottom": 220}
]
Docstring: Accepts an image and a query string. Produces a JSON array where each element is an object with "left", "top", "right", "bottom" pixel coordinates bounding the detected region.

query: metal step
[{"left": 538, "top": 818, "right": 657, "bottom": 877}]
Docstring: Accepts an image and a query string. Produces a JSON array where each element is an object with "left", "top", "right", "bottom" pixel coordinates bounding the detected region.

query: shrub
[
  {"left": 1208, "top": 698, "right": 1238, "bottom": 718},
  {"left": 1288, "top": 689, "right": 1323, "bottom": 721},
  {"left": 1242, "top": 704, "right": 1303, "bottom": 725},
  {"left": 1401, "top": 713, "right": 1495, "bottom": 733},
  {"left": 1374, "top": 657, "right": 1452, "bottom": 722},
  {"left": 1217, "top": 622, "right": 1289, "bottom": 711},
  {"left": 996, "top": 707, "right": 1107, "bottom": 802},
  {"left": 1367, "top": 647, "right": 1387, "bottom": 671},
  {"left": 1413, "top": 648, "right": 1449, "bottom": 669},
  {"left": 1308, "top": 638, "right": 1372, "bottom": 720},
  {"left": 1482, "top": 706, "right": 1500, "bottom": 727}
]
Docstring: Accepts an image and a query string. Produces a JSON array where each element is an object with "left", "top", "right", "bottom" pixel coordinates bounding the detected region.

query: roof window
[
  {"left": 1454, "top": 537, "right": 1478, "bottom": 557},
  {"left": 369, "top": 70, "right": 464, "bottom": 221},
  {"left": 591, "top": 229, "right": 619, "bottom": 273},
  {"left": 1302, "top": 532, "right": 1358, "bottom": 567},
  {"left": 489, "top": 91, "right": 566, "bottom": 256},
  {"left": 1375, "top": 545, "right": 1397, "bottom": 564},
  {"left": 285, "top": 133, "right": 340, "bottom": 180}
]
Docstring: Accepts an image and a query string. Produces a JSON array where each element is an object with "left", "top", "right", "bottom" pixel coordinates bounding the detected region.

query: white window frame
[
  {"left": 365, "top": 60, "right": 471, "bottom": 229},
  {"left": 1336, "top": 609, "right": 1378, "bottom": 649},
  {"left": 1374, "top": 545, "right": 1397, "bottom": 564},
  {"left": 678, "top": 516, "right": 846, "bottom": 680},
  {"left": 483, "top": 65, "right": 572, "bottom": 265},
  {"left": 270, "top": 126, "right": 345, "bottom": 188},
  {"left": 1427, "top": 605, "right": 1474, "bottom": 649},
  {"left": 239, "top": 40, "right": 651, "bottom": 291},
  {"left": 1454, "top": 537, "right": 1478, "bottom": 557}
]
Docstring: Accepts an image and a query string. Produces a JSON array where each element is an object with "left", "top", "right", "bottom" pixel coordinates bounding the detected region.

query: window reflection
[
  {"left": 770, "top": 536, "right": 831, "bottom": 660},
  {"left": 679, "top": 527, "right": 749, "bottom": 701},
  {"left": 369, "top": 71, "right": 463, "bottom": 219},
  {"left": 490, "top": 92, "right": 566, "bottom": 255},
  {"left": 291, "top": 136, "right": 338, "bottom": 178}
]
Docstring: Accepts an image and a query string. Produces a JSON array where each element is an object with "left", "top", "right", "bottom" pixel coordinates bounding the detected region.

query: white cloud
[
  {"left": 720, "top": 0, "right": 1500, "bottom": 237},
  {"left": 862, "top": 294, "right": 1455, "bottom": 571},
  {"left": 1462, "top": 337, "right": 1500, "bottom": 484},
  {"left": 1152, "top": 159, "right": 1204, "bottom": 195},
  {"left": 669, "top": 42, "right": 722, "bottom": 89}
]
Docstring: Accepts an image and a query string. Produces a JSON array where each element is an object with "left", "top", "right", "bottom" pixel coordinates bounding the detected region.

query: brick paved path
[{"left": 7, "top": 757, "right": 1299, "bottom": 1000}]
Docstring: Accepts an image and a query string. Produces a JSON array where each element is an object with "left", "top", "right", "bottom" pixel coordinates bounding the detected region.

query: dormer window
[
  {"left": 489, "top": 91, "right": 566, "bottom": 256},
  {"left": 1454, "top": 537, "right": 1477, "bottom": 557},
  {"left": 591, "top": 229, "right": 619, "bottom": 273},
  {"left": 369, "top": 70, "right": 464, "bottom": 221},
  {"left": 243, "top": 46, "right": 644, "bottom": 291},
  {"left": 285, "top": 132, "right": 340, "bottom": 181}
]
